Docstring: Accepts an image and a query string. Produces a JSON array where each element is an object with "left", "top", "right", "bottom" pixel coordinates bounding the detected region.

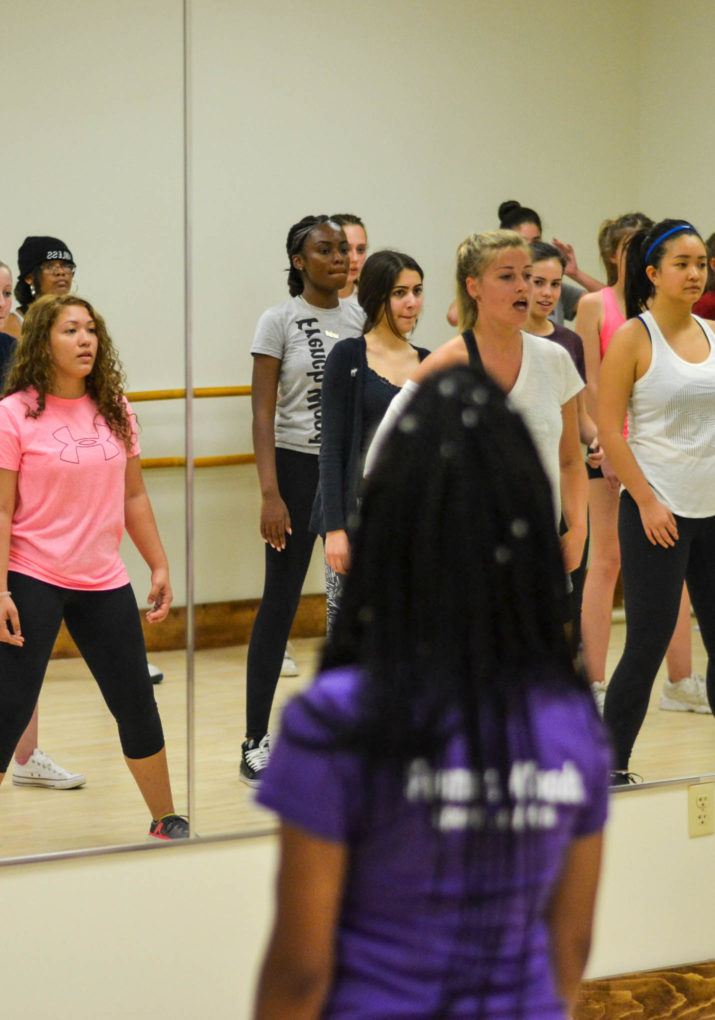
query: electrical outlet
[{"left": 688, "top": 782, "right": 715, "bottom": 838}]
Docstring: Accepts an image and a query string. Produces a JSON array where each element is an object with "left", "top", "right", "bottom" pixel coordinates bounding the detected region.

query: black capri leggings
[
  {"left": 245, "top": 447, "right": 319, "bottom": 740},
  {"left": 0, "top": 572, "right": 164, "bottom": 772},
  {"left": 604, "top": 492, "right": 715, "bottom": 769}
]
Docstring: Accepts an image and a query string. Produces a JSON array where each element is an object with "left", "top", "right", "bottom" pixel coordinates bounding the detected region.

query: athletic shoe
[
  {"left": 591, "top": 681, "right": 607, "bottom": 715},
  {"left": 12, "top": 748, "right": 86, "bottom": 789},
  {"left": 240, "top": 734, "right": 271, "bottom": 787},
  {"left": 148, "top": 662, "right": 164, "bottom": 685},
  {"left": 149, "top": 814, "right": 190, "bottom": 840},
  {"left": 659, "top": 673, "right": 710, "bottom": 714},
  {"left": 280, "top": 644, "right": 299, "bottom": 677},
  {"left": 610, "top": 770, "right": 643, "bottom": 787}
]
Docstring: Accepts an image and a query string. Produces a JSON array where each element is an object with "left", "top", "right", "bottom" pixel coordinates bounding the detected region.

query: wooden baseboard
[
  {"left": 50, "top": 593, "right": 327, "bottom": 659},
  {"left": 575, "top": 960, "right": 715, "bottom": 1019}
]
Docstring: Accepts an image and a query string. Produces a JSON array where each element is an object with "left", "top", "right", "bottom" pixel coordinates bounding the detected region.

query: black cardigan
[{"left": 310, "top": 335, "right": 429, "bottom": 535}]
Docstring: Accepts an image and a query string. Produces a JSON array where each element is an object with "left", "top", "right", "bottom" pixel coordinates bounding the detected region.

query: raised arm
[
  {"left": 598, "top": 321, "right": 677, "bottom": 547},
  {"left": 124, "top": 455, "right": 173, "bottom": 623},
  {"left": 252, "top": 354, "right": 291, "bottom": 551},
  {"left": 253, "top": 822, "right": 348, "bottom": 1020},
  {"left": 0, "top": 467, "right": 22, "bottom": 645},
  {"left": 552, "top": 239, "right": 604, "bottom": 293}
]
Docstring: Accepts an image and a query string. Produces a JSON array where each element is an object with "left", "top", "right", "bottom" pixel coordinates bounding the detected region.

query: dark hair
[
  {"left": 358, "top": 250, "right": 423, "bottom": 335},
  {"left": 624, "top": 218, "right": 703, "bottom": 318},
  {"left": 321, "top": 366, "right": 585, "bottom": 776},
  {"left": 285, "top": 214, "right": 335, "bottom": 296},
  {"left": 4, "top": 294, "right": 133, "bottom": 447},
  {"left": 597, "top": 212, "right": 653, "bottom": 286},
  {"left": 529, "top": 240, "right": 565, "bottom": 271},
  {"left": 14, "top": 270, "right": 43, "bottom": 316},
  {"left": 498, "top": 200, "right": 542, "bottom": 235},
  {"left": 703, "top": 231, "right": 715, "bottom": 293},
  {"left": 330, "top": 213, "right": 366, "bottom": 234}
]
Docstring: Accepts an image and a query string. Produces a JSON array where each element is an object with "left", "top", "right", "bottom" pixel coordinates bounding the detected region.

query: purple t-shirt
[{"left": 258, "top": 667, "right": 610, "bottom": 1019}]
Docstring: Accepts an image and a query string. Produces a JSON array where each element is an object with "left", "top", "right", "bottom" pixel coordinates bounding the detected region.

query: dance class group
[{"left": 1, "top": 202, "right": 714, "bottom": 1013}]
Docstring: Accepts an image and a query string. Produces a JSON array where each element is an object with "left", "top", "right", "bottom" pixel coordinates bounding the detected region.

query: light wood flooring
[{"left": 1, "top": 623, "right": 713, "bottom": 862}]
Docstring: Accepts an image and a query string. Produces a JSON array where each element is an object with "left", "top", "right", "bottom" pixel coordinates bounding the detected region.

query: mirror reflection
[{"left": 3, "top": 0, "right": 714, "bottom": 865}]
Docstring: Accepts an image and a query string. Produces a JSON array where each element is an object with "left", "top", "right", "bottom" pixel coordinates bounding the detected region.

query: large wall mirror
[{"left": 2, "top": 0, "right": 713, "bottom": 865}]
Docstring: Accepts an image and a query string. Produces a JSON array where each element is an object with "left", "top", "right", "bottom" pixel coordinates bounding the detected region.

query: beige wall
[{"left": 1, "top": 780, "right": 713, "bottom": 1018}]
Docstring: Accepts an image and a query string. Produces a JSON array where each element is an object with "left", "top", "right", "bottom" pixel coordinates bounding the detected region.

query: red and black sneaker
[{"left": 149, "top": 814, "right": 190, "bottom": 840}]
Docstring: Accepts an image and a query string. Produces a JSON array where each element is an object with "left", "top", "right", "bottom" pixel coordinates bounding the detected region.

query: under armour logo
[{"left": 53, "top": 424, "right": 120, "bottom": 463}]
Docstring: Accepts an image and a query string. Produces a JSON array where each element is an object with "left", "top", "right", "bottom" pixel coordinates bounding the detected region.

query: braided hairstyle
[{"left": 286, "top": 215, "right": 332, "bottom": 296}]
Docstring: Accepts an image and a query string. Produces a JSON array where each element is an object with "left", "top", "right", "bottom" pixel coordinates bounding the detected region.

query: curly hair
[{"left": 3, "top": 294, "right": 134, "bottom": 448}]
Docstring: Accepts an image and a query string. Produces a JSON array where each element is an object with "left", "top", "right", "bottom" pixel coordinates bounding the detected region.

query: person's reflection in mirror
[
  {"left": 599, "top": 220, "right": 715, "bottom": 784},
  {"left": 0, "top": 252, "right": 85, "bottom": 789},
  {"left": 254, "top": 366, "right": 609, "bottom": 1019},
  {"left": 0, "top": 294, "right": 188, "bottom": 839}
]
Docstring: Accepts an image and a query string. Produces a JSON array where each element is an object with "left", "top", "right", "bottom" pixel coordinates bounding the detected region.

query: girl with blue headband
[{"left": 598, "top": 219, "right": 715, "bottom": 783}]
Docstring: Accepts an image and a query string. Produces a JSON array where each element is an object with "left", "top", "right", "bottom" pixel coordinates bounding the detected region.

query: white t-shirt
[
  {"left": 251, "top": 295, "right": 365, "bottom": 453},
  {"left": 508, "top": 332, "right": 584, "bottom": 521}
]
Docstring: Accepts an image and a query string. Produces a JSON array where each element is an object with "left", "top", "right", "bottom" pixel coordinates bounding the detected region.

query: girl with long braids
[
  {"left": 242, "top": 215, "right": 364, "bottom": 787},
  {"left": 254, "top": 366, "right": 609, "bottom": 1019},
  {"left": 0, "top": 294, "right": 187, "bottom": 838},
  {"left": 599, "top": 219, "right": 715, "bottom": 782}
]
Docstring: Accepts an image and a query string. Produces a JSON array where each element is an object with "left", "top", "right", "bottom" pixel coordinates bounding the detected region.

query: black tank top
[{"left": 462, "top": 329, "right": 483, "bottom": 369}]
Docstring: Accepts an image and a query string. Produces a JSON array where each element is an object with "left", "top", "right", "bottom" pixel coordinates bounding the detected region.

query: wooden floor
[
  {"left": 1, "top": 622, "right": 713, "bottom": 862},
  {"left": 574, "top": 959, "right": 715, "bottom": 1019}
]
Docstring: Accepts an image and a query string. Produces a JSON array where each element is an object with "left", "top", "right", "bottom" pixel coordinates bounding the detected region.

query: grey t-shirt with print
[{"left": 251, "top": 295, "right": 365, "bottom": 454}]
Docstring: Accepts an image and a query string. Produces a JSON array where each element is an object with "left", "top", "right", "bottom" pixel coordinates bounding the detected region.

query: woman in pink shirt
[{"left": 0, "top": 294, "right": 188, "bottom": 839}]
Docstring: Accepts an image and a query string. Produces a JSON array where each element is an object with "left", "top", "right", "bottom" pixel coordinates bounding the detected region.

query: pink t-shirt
[{"left": 0, "top": 389, "right": 140, "bottom": 590}]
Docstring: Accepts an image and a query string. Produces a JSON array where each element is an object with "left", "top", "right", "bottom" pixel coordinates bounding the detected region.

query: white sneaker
[
  {"left": 660, "top": 673, "right": 710, "bottom": 714},
  {"left": 148, "top": 662, "right": 163, "bottom": 684},
  {"left": 280, "top": 643, "right": 299, "bottom": 677},
  {"left": 591, "top": 681, "right": 607, "bottom": 715},
  {"left": 12, "top": 749, "right": 86, "bottom": 789}
]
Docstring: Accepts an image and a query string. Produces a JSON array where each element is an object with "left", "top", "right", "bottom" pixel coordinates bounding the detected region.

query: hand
[
  {"left": 601, "top": 456, "right": 621, "bottom": 492},
  {"left": 146, "top": 567, "right": 173, "bottom": 623},
  {"left": 0, "top": 594, "right": 23, "bottom": 646},
  {"left": 586, "top": 438, "right": 604, "bottom": 469},
  {"left": 638, "top": 496, "right": 679, "bottom": 548},
  {"left": 260, "top": 493, "right": 292, "bottom": 551},
  {"left": 325, "top": 530, "right": 351, "bottom": 575},
  {"left": 552, "top": 237, "right": 578, "bottom": 277},
  {"left": 560, "top": 528, "right": 586, "bottom": 575}
]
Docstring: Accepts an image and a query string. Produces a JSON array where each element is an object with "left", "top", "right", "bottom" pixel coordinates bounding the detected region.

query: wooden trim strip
[{"left": 575, "top": 960, "right": 715, "bottom": 1019}]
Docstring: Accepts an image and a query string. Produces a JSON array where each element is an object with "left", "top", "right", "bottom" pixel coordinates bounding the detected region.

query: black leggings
[
  {"left": 0, "top": 573, "right": 164, "bottom": 772},
  {"left": 604, "top": 492, "right": 715, "bottom": 768},
  {"left": 245, "top": 448, "right": 319, "bottom": 740}
]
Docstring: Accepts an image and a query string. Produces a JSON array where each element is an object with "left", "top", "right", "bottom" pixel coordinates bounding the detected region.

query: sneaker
[
  {"left": 240, "top": 734, "right": 271, "bottom": 787},
  {"left": 591, "top": 681, "right": 607, "bottom": 715},
  {"left": 280, "top": 644, "right": 299, "bottom": 677},
  {"left": 659, "top": 673, "right": 710, "bottom": 714},
  {"left": 148, "top": 662, "right": 164, "bottom": 685},
  {"left": 610, "top": 770, "right": 643, "bottom": 787},
  {"left": 12, "top": 749, "right": 86, "bottom": 789},
  {"left": 149, "top": 814, "right": 190, "bottom": 840}
]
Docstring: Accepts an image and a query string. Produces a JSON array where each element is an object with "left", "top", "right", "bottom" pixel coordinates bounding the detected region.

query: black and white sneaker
[
  {"left": 610, "top": 770, "right": 643, "bottom": 787},
  {"left": 240, "top": 734, "right": 271, "bottom": 787},
  {"left": 149, "top": 813, "right": 190, "bottom": 840}
]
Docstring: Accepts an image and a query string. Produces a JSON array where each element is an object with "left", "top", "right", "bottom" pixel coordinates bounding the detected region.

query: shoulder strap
[{"left": 461, "top": 329, "right": 482, "bottom": 368}]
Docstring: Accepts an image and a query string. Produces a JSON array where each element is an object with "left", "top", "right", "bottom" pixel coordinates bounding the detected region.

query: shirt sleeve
[
  {"left": 0, "top": 404, "right": 21, "bottom": 471},
  {"left": 319, "top": 341, "right": 354, "bottom": 533},
  {"left": 250, "top": 305, "right": 285, "bottom": 360},
  {"left": 557, "top": 344, "right": 585, "bottom": 406},
  {"left": 123, "top": 397, "right": 141, "bottom": 458},
  {"left": 257, "top": 680, "right": 366, "bottom": 844}
]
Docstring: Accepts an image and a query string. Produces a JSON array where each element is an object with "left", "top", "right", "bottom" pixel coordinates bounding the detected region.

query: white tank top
[{"left": 628, "top": 310, "right": 715, "bottom": 517}]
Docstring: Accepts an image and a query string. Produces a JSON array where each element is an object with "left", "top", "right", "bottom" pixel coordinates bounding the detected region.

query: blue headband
[{"left": 644, "top": 224, "right": 696, "bottom": 266}]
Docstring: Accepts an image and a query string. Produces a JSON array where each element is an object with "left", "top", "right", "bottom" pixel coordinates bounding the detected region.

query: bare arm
[
  {"left": 547, "top": 830, "right": 604, "bottom": 1013},
  {"left": 253, "top": 822, "right": 348, "bottom": 1020},
  {"left": 0, "top": 468, "right": 22, "bottom": 645},
  {"left": 552, "top": 239, "right": 604, "bottom": 293},
  {"left": 252, "top": 354, "right": 291, "bottom": 550},
  {"left": 559, "top": 396, "right": 589, "bottom": 573},
  {"left": 124, "top": 455, "right": 173, "bottom": 623},
  {"left": 598, "top": 322, "right": 678, "bottom": 547}
]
